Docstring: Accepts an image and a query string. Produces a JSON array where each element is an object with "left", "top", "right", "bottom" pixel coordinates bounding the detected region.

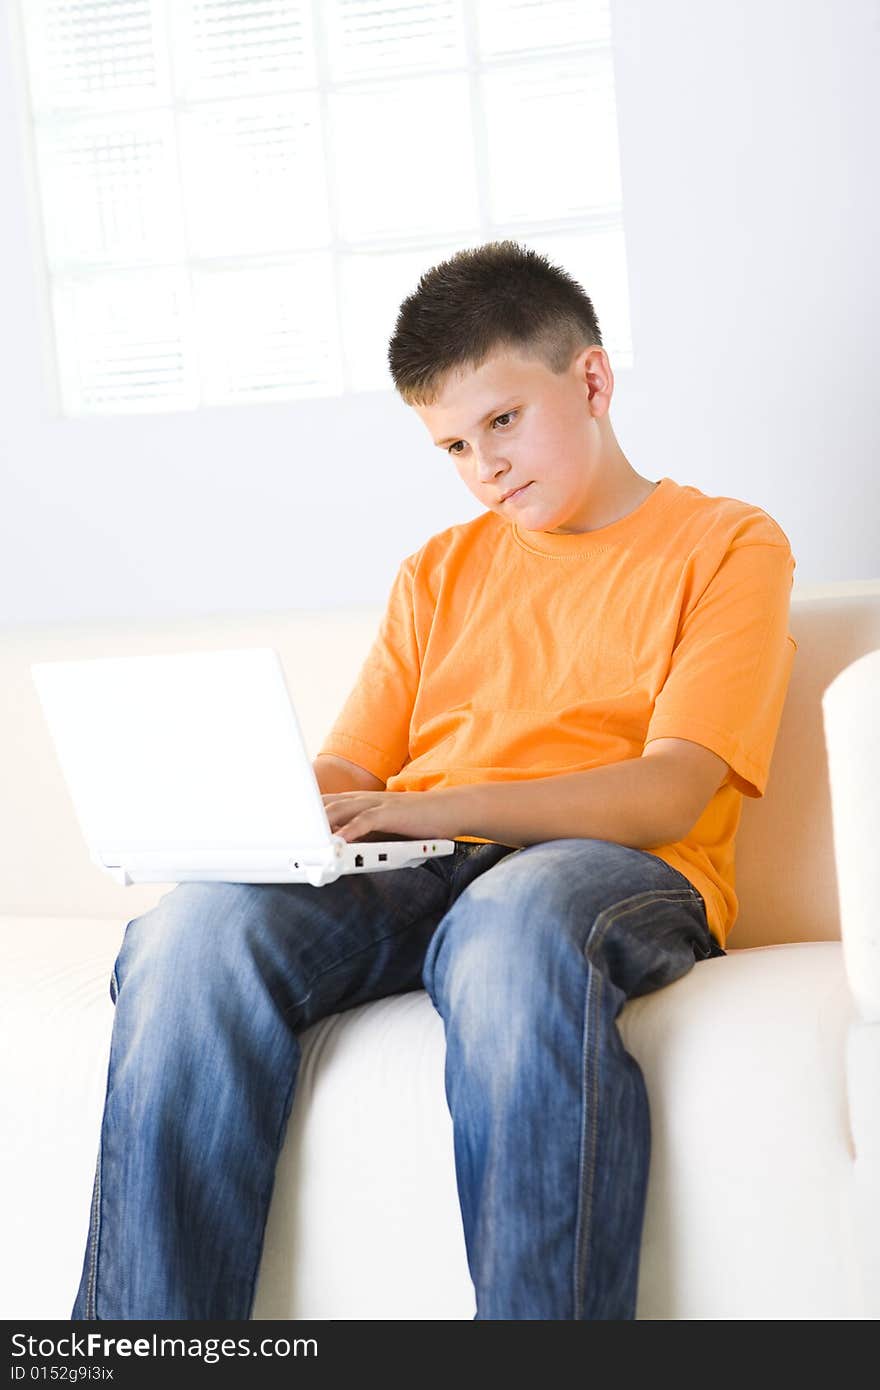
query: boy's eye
[{"left": 448, "top": 411, "right": 516, "bottom": 455}]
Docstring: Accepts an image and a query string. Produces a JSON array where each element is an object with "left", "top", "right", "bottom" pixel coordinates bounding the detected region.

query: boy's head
[{"left": 388, "top": 239, "right": 649, "bottom": 536}]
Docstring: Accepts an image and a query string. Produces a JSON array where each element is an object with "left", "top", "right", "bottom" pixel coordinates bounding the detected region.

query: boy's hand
[{"left": 322, "top": 788, "right": 462, "bottom": 843}]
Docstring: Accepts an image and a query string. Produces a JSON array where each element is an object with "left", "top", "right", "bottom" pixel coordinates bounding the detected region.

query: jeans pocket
[
  {"left": 692, "top": 933, "right": 714, "bottom": 961},
  {"left": 686, "top": 889, "right": 728, "bottom": 956},
  {"left": 688, "top": 893, "right": 726, "bottom": 958}
]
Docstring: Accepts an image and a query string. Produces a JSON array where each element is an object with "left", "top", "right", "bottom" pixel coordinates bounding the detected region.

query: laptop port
[
  {"left": 355, "top": 854, "right": 364, "bottom": 867},
  {"left": 378, "top": 853, "right": 388, "bottom": 861}
]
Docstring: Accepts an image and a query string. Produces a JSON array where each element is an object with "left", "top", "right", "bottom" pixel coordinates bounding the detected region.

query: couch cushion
[
  {"left": 0, "top": 917, "right": 860, "bottom": 1318},
  {"left": 622, "top": 941, "right": 859, "bottom": 1319}
]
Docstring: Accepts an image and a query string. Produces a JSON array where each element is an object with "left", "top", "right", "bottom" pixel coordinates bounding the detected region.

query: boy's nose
[{"left": 473, "top": 445, "right": 508, "bottom": 480}]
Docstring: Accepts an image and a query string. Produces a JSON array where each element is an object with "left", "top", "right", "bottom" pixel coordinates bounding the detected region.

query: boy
[{"left": 72, "top": 240, "right": 796, "bottom": 1321}]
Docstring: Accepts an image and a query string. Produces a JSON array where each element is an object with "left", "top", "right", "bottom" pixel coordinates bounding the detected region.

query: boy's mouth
[{"left": 502, "top": 482, "right": 532, "bottom": 504}]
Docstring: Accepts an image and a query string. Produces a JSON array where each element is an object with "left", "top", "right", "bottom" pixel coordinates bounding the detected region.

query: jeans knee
[
  {"left": 431, "top": 919, "right": 536, "bottom": 1097},
  {"left": 113, "top": 881, "right": 272, "bottom": 1000},
  {"left": 423, "top": 884, "right": 556, "bottom": 1026},
  {"left": 423, "top": 847, "right": 591, "bottom": 1003}
]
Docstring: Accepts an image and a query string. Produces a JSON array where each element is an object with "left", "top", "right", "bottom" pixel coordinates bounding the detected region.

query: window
[{"left": 15, "top": 0, "right": 632, "bottom": 416}]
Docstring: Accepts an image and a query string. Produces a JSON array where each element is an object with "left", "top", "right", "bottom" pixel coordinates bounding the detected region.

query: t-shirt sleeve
[
  {"left": 315, "top": 552, "right": 420, "bottom": 784},
  {"left": 644, "top": 536, "right": 797, "bottom": 798}
]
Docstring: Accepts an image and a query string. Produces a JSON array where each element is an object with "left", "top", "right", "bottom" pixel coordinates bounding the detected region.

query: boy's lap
[
  {"left": 146, "top": 840, "right": 697, "bottom": 966},
  {"left": 145, "top": 846, "right": 492, "bottom": 959}
]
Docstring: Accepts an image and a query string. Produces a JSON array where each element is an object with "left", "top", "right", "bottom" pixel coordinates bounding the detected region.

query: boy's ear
[{"left": 578, "top": 346, "right": 613, "bottom": 414}]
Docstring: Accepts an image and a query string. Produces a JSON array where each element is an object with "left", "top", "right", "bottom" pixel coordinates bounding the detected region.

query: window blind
[{"left": 16, "top": 0, "right": 632, "bottom": 415}]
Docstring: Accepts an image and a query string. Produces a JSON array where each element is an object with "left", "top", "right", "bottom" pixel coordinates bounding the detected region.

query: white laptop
[{"left": 30, "top": 647, "right": 455, "bottom": 888}]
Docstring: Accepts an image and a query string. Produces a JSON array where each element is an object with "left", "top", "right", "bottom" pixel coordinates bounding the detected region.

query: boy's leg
[
  {"left": 420, "top": 836, "right": 724, "bottom": 1321},
  {"left": 71, "top": 843, "right": 513, "bottom": 1321}
]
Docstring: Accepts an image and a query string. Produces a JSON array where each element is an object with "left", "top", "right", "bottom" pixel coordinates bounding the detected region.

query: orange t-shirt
[{"left": 317, "top": 476, "right": 797, "bottom": 949}]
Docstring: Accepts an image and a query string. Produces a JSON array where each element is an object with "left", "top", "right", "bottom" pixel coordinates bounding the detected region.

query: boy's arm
[
  {"left": 315, "top": 550, "right": 422, "bottom": 788},
  {"left": 324, "top": 747, "right": 725, "bottom": 849},
  {"left": 452, "top": 740, "right": 727, "bottom": 851},
  {"left": 313, "top": 754, "right": 386, "bottom": 795}
]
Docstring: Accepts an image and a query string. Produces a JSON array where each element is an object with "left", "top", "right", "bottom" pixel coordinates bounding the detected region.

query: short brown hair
[{"left": 387, "top": 238, "right": 604, "bottom": 407}]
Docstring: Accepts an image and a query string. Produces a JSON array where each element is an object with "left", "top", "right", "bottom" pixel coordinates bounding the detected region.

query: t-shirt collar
[{"left": 512, "top": 476, "right": 677, "bottom": 557}]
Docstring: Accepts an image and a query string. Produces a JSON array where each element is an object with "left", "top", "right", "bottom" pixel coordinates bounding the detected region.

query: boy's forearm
[{"left": 448, "top": 756, "right": 688, "bottom": 852}]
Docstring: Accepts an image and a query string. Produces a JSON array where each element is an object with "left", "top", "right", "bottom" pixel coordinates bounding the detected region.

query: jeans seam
[
  {"left": 573, "top": 888, "right": 695, "bottom": 1318},
  {"left": 85, "top": 1134, "right": 102, "bottom": 1318},
  {"left": 575, "top": 958, "right": 604, "bottom": 1319},
  {"left": 85, "top": 961, "right": 120, "bottom": 1319},
  {"left": 243, "top": 1062, "right": 300, "bottom": 1319}
]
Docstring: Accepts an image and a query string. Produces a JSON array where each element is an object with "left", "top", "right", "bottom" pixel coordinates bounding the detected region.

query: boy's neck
[{"left": 545, "top": 427, "right": 659, "bottom": 536}]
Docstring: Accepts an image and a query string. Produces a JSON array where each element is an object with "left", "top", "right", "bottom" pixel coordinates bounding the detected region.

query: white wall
[{"left": 0, "top": 0, "right": 877, "bottom": 627}]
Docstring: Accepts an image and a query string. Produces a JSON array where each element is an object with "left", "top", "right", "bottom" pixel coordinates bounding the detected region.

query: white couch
[{"left": 2, "top": 581, "right": 879, "bottom": 1320}]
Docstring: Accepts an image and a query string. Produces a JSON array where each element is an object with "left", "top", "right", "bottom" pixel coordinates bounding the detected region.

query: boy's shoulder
[
  {"left": 663, "top": 479, "right": 795, "bottom": 560},
  {"left": 400, "top": 509, "right": 505, "bottom": 575}
]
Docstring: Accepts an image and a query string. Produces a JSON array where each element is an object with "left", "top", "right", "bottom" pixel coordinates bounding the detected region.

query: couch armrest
[{"left": 822, "top": 647, "right": 880, "bottom": 1022}]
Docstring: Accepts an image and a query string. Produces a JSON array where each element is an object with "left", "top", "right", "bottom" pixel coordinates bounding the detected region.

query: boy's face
[{"left": 413, "top": 344, "right": 615, "bottom": 534}]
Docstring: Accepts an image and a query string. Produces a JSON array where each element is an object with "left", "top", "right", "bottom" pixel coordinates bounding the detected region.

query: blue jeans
[{"left": 71, "top": 837, "right": 724, "bottom": 1321}]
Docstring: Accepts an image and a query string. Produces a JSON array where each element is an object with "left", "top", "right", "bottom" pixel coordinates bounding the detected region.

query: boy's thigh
[
  {"left": 115, "top": 857, "right": 456, "bottom": 1026},
  {"left": 426, "top": 837, "right": 717, "bottom": 1003}
]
